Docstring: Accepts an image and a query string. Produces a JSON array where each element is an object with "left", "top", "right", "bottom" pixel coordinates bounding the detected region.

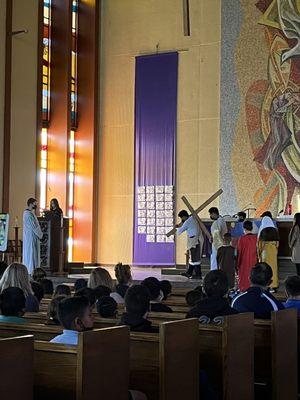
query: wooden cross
[{"left": 166, "top": 189, "right": 223, "bottom": 238}]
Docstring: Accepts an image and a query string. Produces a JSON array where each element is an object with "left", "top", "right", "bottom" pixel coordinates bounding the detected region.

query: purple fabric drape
[{"left": 133, "top": 53, "right": 178, "bottom": 265}]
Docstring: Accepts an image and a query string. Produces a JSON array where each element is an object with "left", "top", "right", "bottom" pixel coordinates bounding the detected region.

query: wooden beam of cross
[
  {"left": 166, "top": 188, "right": 223, "bottom": 237},
  {"left": 181, "top": 196, "right": 211, "bottom": 240}
]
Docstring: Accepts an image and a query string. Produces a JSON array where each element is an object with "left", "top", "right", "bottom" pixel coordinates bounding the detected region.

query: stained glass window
[{"left": 40, "top": 0, "right": 51, "bottom": 211}]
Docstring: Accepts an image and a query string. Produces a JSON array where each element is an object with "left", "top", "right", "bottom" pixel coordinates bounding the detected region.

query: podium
[{"left": 38, "top": 216, "right": 69, "bottom": 274}]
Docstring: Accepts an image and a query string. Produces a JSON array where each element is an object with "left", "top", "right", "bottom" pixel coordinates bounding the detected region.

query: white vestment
[
  {"left": 22, "top": 210, "right": 43, "bottom": 275},
  {"left": 210, "top": 216, "right": 227, "bottom": 270}
]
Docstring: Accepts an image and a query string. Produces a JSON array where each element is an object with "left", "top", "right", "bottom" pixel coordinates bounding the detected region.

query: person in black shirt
[
  {"left": 187, "top": 270, "right": 237, "bottom": 320},
  {"left": 119, "top": 285, "right": 158, "bottom": 333},
  {"left": 141, "top": 277, "right": 173, "bottom": 313}
]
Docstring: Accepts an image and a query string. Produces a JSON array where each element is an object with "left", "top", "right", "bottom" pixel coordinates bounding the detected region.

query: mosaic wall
[{"left": 221, "top": 0, "right": 300, "bottom": 217}]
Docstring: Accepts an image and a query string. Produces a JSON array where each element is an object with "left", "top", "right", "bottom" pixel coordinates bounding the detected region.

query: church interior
[{"left": 0, "top": 0, "right": 300, "bottom": 399}]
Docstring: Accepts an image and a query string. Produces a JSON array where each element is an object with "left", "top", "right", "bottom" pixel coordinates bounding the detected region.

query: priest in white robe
[
  {"left": 209, "top": 207, "right": 227, "bottom": 270},
  {"left": 23, "top": 198, "right": 43, "bottom": 275}
]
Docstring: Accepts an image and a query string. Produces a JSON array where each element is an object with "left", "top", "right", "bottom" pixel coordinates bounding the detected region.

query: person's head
[
  {"left": 208, "top": 207, "right": 219, "bottom": 221},
  {"left": 160, "top": 280, "right": 172, "bottom": 300},
  {"left": 50, "top": 198, "right": 60, "bottom": 211},
  {"left": 93, "top": 285, "right": 112, "bottom": 302},
  {"left": 260, "top": 227, "right": 279, "bottom": 242},
  {"left": 96, "top": 296, "right": 118, "bottom": 318},
  {"left": 0, "top": 261, "right": 8, "bottom": 279},
  {"left": 243, "top": 220, "right": 253, "bottom": 233},
  {"left": 47, "top": 295, "right": 67, "bottom": 324},
  {"left": 237, "top": 211, "right": 246, "bottom": 222},
  {"left": 88, "top": 267, "right": 113, "bottom": 290},
  {"left": 178, "top": 210, "right": 189, "bottom": 223},
  {"left": 57, "top": 296, "right": 94, "bottom": 332},
  {"left": 141, "top": 277, "right": 163, "bottom": 302},
  {"left": 40, "top": 278, "right": 54, "bottom": 296},
  {"left": 185, "top": 289, "right": 204, "bottom": 306},
  {"left": 32, "top": 267, "right": 47, "bottom": 283},
  {"left": 250, "top": 263, "right": 273, "bottom": 288},
  {"left": 293, "top": 213, "right": 300, "bottom": 228},
  {"left": 27, "top": 198, "right": 38, "bottom": 210},
  {"left": 125, "top": 285, "right": 151, "bottom": 317},
  {"left": 260, "top": 211, "right": 273, "bottom": 219},
  {"left": 74, "top": 278, "right": 87, "bottom": 292},
  {"left": 31, "top": 281, "right": 44, "bottom": 303},
  {"left": 0, "top": 287, "right": 25, "bottom": 317},
  {"left": 203, "top": 270, "right": 229, "bottom": 298},
  {"left": 0, "top": 263, "right": 33, "bottom": 297},
  {"left": 114, "top": 263, "right": 132, "bottom": 285},
  {"left": 74, "top": 287, "right": 96, "bottom": 306},
  {"left": 53, "top": 284, "right": 71, "bottom": 298},
  {"left": 285, "top": 276, "right": 300, "bottom": 299},
  {"left": 223, "top": 232, "right": 232, "bottom": 246}
]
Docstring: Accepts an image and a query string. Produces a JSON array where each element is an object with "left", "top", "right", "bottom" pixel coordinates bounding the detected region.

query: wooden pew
[
  {"left": 0, "top": 322, "right": 62, "bottom": 341},
  {"left": 129, "top": 318, "right": 199, "bottom": 400},
  {"left": 197, "top": 313, "right": 254, "bottom": 400},
  {"left": 34, "top": 326, "right": 129, "bottom": 400},
  {"left": 254, "top": 308, "right": 297, "bottom": 400},
  {"left": 0, "top": 335, "right": 34, "bottom": 400}
]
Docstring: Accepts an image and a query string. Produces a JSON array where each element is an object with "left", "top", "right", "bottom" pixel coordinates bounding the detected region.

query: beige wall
[
  {"left": 97, "top": 0, "right": 221, "bottom": 265},
  {"left": 9, "top": 0, "right": 39, "bottom": 233},
  {"left": 0, "top": 0, "right": 6, "bottom": 211}
]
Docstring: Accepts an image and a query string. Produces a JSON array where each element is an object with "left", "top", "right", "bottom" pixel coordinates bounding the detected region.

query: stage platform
[{"left": 50, "top": 258, "right": 297, "bottom": 291}]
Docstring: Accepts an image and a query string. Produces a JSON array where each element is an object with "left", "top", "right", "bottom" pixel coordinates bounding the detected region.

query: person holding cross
[{"left": 176, "top": 210, "right": 204, "bottom": 279}]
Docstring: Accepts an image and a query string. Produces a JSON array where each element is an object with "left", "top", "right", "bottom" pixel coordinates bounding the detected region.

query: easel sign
[{"left": 0, "top": 214, "right": 9, "bottom": 252}]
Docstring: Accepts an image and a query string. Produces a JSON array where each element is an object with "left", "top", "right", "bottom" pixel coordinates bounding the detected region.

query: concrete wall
[{"left": 97, "top": 0, "right": 221, "bottom": 264}]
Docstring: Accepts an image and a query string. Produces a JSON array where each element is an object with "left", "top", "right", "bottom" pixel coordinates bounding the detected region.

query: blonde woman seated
[
  {"left": 88, "top": 266, "right": 129, "bottom": 304},
  {"left": 0, "top": 263, "right": 39, "bottom": 312}
]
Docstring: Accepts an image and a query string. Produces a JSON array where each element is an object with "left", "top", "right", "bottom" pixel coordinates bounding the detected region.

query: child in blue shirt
[
  {"left": 50, "top": 296, "right": 94, "bottom": 345},
  {"left": 284, "top": 275, "right": 300, "bottom": 316}
]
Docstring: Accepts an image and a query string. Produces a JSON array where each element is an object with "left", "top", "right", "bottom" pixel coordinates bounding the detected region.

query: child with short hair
[
  {"left": 185, "top": 287, "right": 203, "bottom": 307},
  {"left": 40, "top": 278, "right": 54, "bottom": 296},
  {"left": 74, "top": 287, "right": 96, "bottom": 306},
  {"left": 50, "top": 296, "right": 94, "bottom": 345},
  {"left": 217, "top": 233, "right": 236, "bottom": 289},
  {"left": 141, "top": 277, "right": 173, "bottom": 313},
  {"left": 0, "top": 287, "right": 26, "bottom": 324},
  {"left": 284, "top": 275, "right": 300, "bottom": 316},
  {"left": 96, "top": 296, "right": 118, "bottom": 318},
  {"left": 186, "top": 270, "right": 237, "bottom": 320},
  {"left": 236, "top": 220, "right": 258, "bottom": 292},
  {"left": 119, "top": 285, "right": 158, "bottom": 333},
  {"left": 160, "top": 280, "right": 172, "bottom": 300},
  {"left": 53, "top": 284, "right": 71, "bottom": 298},
  {"left": 46, "top": 295, "right": 67, "bottom": 325}
]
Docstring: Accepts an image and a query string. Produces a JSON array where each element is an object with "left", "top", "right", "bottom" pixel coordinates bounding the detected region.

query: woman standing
[
  {"left": 258, "top": 223, "right": 280, "bottom": 291},
  {"left": 288, "top": 213, "right": 300, "bottom": 275}
]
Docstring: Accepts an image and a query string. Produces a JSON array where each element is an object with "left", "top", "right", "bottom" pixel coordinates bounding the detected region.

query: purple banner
[{"left": 133, "top": 53, "right": 178, "bottom": 266}]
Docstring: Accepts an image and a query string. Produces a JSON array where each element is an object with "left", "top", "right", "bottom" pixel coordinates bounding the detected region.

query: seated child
[
  {"left": 0, "top": 287, "right": 26, "bottom": 324},
  {"left": 46, "top": 295, "right": 67, "bottom": 325},
  {"left": 119, "top": 285, "right": 158, "bottom": 333},
  {"left": 284, "top": 275, "right": 300, "bottom": 316},
  {"left": 187, "top": 270, "right": 238, "bottom": 320},
  {"left": 93, "top": 285, "right": 112, "bottom": 302},
  {"left": 31, "top": 281, "right": 44, "bottom": 303},
  {"left": 74, "top": 278, "right": 87, "bottom": 292},
  {"left": 53, "top": 284, "right": 71, "bottom": 297},
  {"left": 40, "top": 278, "right": 54, "bottom": 296},
  {"left": 217, "top": 233, "right": 236, "bottom": 289},
  {"left": 50, "top": 296, "right": 94, "bottom": 345},
  {"left": 74, "top": 287, "right": 96, "bottom": 306},
  {"left": 232, "top": 263, "right": 284, "bottom": 319},
  {"left": 160, "top": 280, "right": 172, "bottom": 300},
  {"left": 32, "top": 267, "right": 47, "bottom": 283},
  {"left": 113, "top": 263, "right": 132, "bottom": 303},
  {"left": 96, "top": 296, "right": 118, "bottom": 318},
  {"left": 185, "top": 287, "right": 204, "bottom": 307},
  {"left": 141, "top": 277, "right": 173, "bottom": 313}
]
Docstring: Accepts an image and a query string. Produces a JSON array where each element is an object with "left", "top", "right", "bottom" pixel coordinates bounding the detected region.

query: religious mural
[{"left": 221, "top": 0, "right": 300, "bottom": 216}]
